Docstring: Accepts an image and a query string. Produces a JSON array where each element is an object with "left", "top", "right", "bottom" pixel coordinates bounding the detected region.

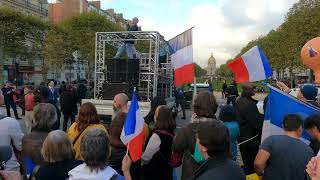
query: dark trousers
[
  {"left": 5, "top": 100, "right": 19, "bottom": 119},
  {"left": 63, "top": 112, "right": 75, "bottom": 131},
  {"left": 227, "top": 96, "right": 236, "bottom": 106},
  {"left": 240, "top": 144, "right": 259, "bottom": 175},
  {"left": 222, "top": 90, "right": 226, "bottom": 98},
  {"left": 176, "top": 99, "right": 186, "bottom": 118}
]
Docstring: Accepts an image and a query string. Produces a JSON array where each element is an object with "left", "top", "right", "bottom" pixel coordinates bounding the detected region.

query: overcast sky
[{"left": 51, "top": 0, "right": 299, "bottom": 68}]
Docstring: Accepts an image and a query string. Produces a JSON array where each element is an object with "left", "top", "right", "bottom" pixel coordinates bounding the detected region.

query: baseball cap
[{"left": 300, "top": 84, "right": 318, "bottom": 100}]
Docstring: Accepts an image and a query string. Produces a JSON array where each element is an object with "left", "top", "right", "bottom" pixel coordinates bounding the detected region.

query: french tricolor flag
[
  {"left": 228, "top": 46, "right": 273, "bottom": 83},
  {"left": 169, "top": 28, "right": 194, "bottom": 86},
  {"left": 120, "top": 91, "right": 144, "bottom": 162}
]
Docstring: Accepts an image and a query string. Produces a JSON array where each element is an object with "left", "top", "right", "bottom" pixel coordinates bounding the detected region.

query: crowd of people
[{"left": 2, "top": 79, "right": 320, "bottom": 180}]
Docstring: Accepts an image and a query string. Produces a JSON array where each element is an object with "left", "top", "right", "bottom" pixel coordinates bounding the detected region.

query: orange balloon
[{"left": 301, "top": 37, "right": 320, "bottom": 83}]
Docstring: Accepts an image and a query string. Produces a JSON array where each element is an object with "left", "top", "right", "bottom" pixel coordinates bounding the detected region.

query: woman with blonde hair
[
  {"left": 34, "top": 130, "right": 82, "bottom": 180},
  {"left": 67, "top": 102, "right": 108, "bottom": 160}
]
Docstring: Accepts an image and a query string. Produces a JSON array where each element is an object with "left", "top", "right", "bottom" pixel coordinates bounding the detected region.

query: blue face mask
[{"left": 193, "top": 143, "right": 205, "bottom": 164}]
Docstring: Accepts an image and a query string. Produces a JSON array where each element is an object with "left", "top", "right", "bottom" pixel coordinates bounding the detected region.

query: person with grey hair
[
  {"left": 113, "top": 93, "right": 129, "bottom": 117},
  {"left": 32, "top": 130, "right": 82, "bottom": 180},
  {"left": 68, "top": 128, "right": 130, "bottom": 180},
  {"left": 22, "top": 103, "right": 57, "bottom": 174},
  {"left": 114, "top": 17, "right": 139, "bottom": 59}
]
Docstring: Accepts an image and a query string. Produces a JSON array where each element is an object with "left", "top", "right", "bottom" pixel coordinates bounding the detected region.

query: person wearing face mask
[
  {"left": 234, "top": 82, "right": 263, "bottom": 175},
  {"left": 193, "top": 120, "right": 245, "bottom": 180}
]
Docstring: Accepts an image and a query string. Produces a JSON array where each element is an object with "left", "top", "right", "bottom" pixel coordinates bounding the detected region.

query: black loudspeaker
[
  {"left": 102, "top": 82, "right": 132, "bottom": 100},
  {"left": 106, "top": 59, "right": 139, "bottom": 84}
]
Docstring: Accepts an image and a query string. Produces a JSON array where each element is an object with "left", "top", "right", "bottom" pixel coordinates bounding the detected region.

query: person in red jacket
[{"left": 24, "top": 85, "right": 36, "bottom": 133}]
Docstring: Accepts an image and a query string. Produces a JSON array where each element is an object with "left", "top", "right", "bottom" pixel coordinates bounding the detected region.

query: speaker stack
[{"left": 102, "top": 59, "right": 139, "bottom": 100}]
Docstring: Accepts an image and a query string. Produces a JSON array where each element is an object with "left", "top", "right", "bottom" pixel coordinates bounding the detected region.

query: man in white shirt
[
  {"left": 0, "top": 116, "right": 24, "bottom": 171},
  {"left": 0, "top": 89, "right": 24, "bottom": 171}
]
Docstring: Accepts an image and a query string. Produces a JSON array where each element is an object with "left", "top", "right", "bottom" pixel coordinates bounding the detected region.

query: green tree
[
  {"left": 193, "top": 63, "right": 206, "bottom": 78},
  {"left": 216, "top": 63, "right": 233, "bottom": 79},
  {"left": 0, "top": 8, "right": 49, "bottom": 84},
  {"left": 226, "top": 0, "right": 320, "bottom": 83},
  {"left": 61, "top": 12, "right": 124, "bottom": 75}
]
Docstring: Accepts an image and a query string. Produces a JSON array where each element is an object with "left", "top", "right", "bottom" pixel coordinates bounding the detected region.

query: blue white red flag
[
  {"left": 169, "top": 28, "right": 194, "bottom": 86},
  {"left": 228, "top": 46, "right": 273, "bottom": 83},
  {"left": 262, "top": 85, "right": 320, "bottom": 143},
  {"left": 120, "top": 91, "right": 144, "bottom": 162}
]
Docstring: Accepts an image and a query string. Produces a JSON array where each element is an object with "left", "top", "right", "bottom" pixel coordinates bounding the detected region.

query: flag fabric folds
[
  {"left": 262, "top": 85, "right": 320, "bottom": 143},
  {"left": 228, "top": 45, "right": 272, "bottom": 83},
  {"left": 120, "top": 91, "right": 144, "bottom": 162},
  {"left": 169, "top": 28, "right": 194, "bottom": 86}
]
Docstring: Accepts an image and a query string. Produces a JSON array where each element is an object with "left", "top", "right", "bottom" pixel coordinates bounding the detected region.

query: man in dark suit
[
  {"left": 47, "top": 80, "right": 61, "bottom": 129},
  {"left": 1, "top": 82, "right": 20, "bottom": 119},
  {"left": 47, "top": 80, "right": 59, "bottom": 104}
]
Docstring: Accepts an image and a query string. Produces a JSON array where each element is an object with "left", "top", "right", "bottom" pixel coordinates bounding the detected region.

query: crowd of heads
[{"left": 3, "top": 78, "right": 320, "bottom": 180}]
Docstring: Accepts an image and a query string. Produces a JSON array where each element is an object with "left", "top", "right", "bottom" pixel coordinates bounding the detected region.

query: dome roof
[{"left": 208, "top": 53, "right": 216, "bottom": 63}]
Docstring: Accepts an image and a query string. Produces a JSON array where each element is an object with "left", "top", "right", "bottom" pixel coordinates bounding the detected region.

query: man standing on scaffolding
[{"left": 114, "top": 17, "right": 139, "bottom": 59}]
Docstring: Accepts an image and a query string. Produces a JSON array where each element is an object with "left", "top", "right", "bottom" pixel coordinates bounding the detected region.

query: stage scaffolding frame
[{"left": 94, "top": 31, "right": 173, "bottom": 101}]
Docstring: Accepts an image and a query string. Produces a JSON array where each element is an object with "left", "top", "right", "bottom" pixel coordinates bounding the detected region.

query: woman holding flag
[{"left": 141, "top": 106, "right": 176, "bottom": 180}]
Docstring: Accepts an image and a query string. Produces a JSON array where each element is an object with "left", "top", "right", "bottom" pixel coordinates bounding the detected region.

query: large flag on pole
[
  {"left": 169, "top": 28, "right": 194, "bottom": 86},
  {"left": 262, "top": 85, "right": 320, "bottom": 143},
  {"left": 228, "top": 45, "right": 272, "bottom": 83},
  {"left": 120, "top": 91, "right": 144, "bottom": 162}
]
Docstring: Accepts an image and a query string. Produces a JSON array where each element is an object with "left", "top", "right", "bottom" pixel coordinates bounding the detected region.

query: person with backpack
[
  {"left": 142, "top": 106, "right": 176, "bottom": 180},
  {"left": 172, "top": 92, "right": 219, "bottom": 180}
]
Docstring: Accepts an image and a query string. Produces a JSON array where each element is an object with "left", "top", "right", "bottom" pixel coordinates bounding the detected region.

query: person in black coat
[
  {"left": 1, "top": 82, "right": 20, "bottom": 119},
  {"left": 142, "top": 106, "right": 176, "bottom": 180},
  {"left": 34, "top": 130, "right": 82, "bottom": 180},
  {"left": 225, "top": 81, "right": 238, "bottom": 105},
  {"left": 222, "top": 80, "right": 227, "bottom": 98},
  {"left": 60, "top": 84, "right": 78, "bottom": 131},
  {"left": 33, "top": 86, "right": 60, "bottom": 130},
  {"left": 194, "top": 121, "right": 245, "bottom": 180},
  {"left": 234, "top": 83, "right": 263, "bottom": 175},
  {"left": 144, "top": 96, "right": 167, "bottom": 131}
]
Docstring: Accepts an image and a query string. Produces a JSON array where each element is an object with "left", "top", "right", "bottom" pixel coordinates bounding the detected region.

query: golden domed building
[{"left": 206, "top": 53, "right": 216, "bottom": 77}]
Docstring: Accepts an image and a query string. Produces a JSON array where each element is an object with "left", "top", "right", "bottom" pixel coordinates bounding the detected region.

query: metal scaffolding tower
[{"left": 94, "top": 31, "right": 173, "bottom": 101}]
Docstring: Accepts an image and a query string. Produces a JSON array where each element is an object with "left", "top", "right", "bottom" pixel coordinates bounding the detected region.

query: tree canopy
[
  {"left": 0, "top": 8, "right": 50, "bottom": 83},
  {"left": 193, "top": 63, "right": 206, "bottom": 77},
  {"left": 220, "top": 0, "right": 320, "bottom": 79}
]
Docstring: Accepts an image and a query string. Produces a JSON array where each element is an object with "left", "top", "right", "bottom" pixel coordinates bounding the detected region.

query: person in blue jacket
[{"left": 219, "top": 104, "right": 240, "bottom": 161}]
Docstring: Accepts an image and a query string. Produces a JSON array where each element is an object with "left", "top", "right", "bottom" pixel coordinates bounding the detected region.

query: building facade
[
  {"left": 206, "top": 53, "right": 217, "bottom": 76},
  {"left": 48, "top": 0, "right": 128, "bottom": 28},
  {"left": 0, "top": 0, "right": 48, "bottom": 20}
]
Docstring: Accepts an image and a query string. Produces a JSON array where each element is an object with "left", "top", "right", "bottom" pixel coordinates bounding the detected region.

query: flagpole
[
  {"left": 193, "top": 77, "right": 197, "bottom": 102},
  {"left": 126, "top": 142, "right": 129, "bottom": 155}
]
